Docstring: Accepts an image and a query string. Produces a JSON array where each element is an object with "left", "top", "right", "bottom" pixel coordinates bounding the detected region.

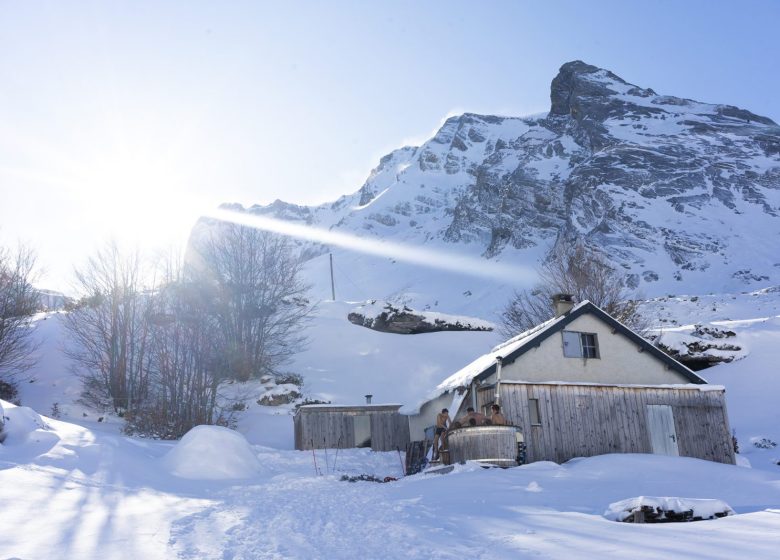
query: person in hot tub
[{"left": 460, "top": 406, "right": 487, "bottom": 427}]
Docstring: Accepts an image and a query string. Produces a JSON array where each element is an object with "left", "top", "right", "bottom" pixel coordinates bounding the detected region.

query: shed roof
[
  {"left": 410, "top": 300, "right": 706, "bottom": 412},
  {"left": 294, "top": 404, "right": 402, "bottom": 416}
]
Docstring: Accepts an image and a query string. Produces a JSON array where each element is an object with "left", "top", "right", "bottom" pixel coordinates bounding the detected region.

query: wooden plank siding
[
  {"left": 477, "top": 383, "right": 734, "bottom": 465},
  {"left": 294, "top": 405, "right": 410, "bottom": 452}
]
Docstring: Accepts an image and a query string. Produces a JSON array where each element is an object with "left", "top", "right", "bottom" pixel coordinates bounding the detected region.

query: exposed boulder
[
  {"left": 348, "top": 300, "right": 493, "bottom": 335},
  {"left": 653, "top": 323, "right": 745, "bottom": 370}
]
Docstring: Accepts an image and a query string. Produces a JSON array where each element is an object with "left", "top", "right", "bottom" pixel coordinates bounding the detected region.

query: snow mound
[
  {"left": 0, "top": 400, "right": 50, "bottom": 445},
  {"left": 605, "top": 496, "right": 735, "bottom": 522},
  {"left": 162, "top": 425, "right": 262, "bottom": 480}
]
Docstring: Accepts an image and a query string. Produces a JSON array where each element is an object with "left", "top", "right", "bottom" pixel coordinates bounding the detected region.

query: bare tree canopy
[
  {"left": 63, "top": 242, "right": 153, "bottom": 414},
  {"left": 64, "top": 228, "right": 312, "bottom": 438},
  {"left": 0, "top": 243, "right": 40, "bottom": 399},
  {"left": 500, "top": 241, "right": 645, "bottom": 338},
  {"left": 129, "top": 265, "right": 225, "bottom": 438},
  {"left": 189, "top": 223, "right": 313, "bottom": 382}
]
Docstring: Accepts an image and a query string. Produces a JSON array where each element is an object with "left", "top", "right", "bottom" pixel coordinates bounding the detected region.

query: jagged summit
[
  {"left": 211, "top": 61, "right": 780, "bottom": 297},
  {"left": 549, "top": 60, "right": 652, "bottom": 117}
]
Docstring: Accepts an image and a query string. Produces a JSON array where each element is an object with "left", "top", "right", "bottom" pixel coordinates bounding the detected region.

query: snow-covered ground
[
  {"left": 2, "top": 287, "right": 780, "bottom": 558},
  {"left": 2, "top": 401, "right": 780, "bottom": 559}
]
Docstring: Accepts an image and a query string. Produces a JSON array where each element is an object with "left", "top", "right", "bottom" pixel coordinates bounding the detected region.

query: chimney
[
  {"left": 495, "top": 356, "right": 503, "bottom": 407},
  {"left": 365, "top": 394, "right": 373, "bottom": 405},
  {"left": 552, "top": 293, "right": 575, "bottom": 318}
]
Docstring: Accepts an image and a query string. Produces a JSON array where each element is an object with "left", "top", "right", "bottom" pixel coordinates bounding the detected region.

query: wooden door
[
  {"left": 353, "top": 415, "right": 371, "bottom": 448},
  {"left": 646, "top": 405, "right": 679, "bottom": 456}
]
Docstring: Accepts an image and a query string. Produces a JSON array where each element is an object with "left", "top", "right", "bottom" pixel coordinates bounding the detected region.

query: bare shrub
[
  {"left": 188, "top": 223, "right": 313, "bottom": 381},
  {"left": 63, "top": 242, "right": 153, "bottom": 414},
  {"left": 0, "top": 243, "right": 40, "bottom": 394},
  {"left": 501, "top": 241, "right": 647, "bottom": 337}
]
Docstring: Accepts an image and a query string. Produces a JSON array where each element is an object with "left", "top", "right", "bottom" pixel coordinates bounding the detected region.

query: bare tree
[
  {"left": 63, "top": 242, "right": 153, "bottom": 414},
  {"left": 500, "top": 241, "right": 645, "bottom": 337},
  {"left": 0, "top": 243, "right": 40, "bottom": 400},
  {"left": 127, "top": 268, "right": 225, "bottom": 438},
  {"left": 189, "top": 223, "right": 313, "bottom": 382}
]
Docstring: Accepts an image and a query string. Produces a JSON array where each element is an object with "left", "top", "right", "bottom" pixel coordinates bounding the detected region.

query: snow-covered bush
[{"left": 0, "top": 379, "right": 19, "bottom": 404}]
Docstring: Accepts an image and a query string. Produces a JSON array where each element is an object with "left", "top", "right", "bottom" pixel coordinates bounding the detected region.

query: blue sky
[{"left": 1, "top": 0, "right": 778, "bottom": 289}]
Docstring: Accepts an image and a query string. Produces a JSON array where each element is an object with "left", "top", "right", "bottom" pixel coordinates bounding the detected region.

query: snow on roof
[
  {"left": 406, "top": 301, "right": 590, "bottom": 413},
  {"left": 297, "top": 403, "right": 402, "bottom": 408}
]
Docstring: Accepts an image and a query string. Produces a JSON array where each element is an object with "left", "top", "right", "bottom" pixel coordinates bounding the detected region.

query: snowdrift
[{"left": 162, "top": 425, "right": 262, "bottom": 480}]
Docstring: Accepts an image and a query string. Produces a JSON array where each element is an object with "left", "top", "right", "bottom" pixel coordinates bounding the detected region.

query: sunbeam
[{"left": 203, "top": 208, "right": 536, "bottom": 283}]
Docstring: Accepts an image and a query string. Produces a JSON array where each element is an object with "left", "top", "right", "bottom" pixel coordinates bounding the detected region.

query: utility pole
[{"left": 329, "top": 253, "right": 336, "bottom": 301}]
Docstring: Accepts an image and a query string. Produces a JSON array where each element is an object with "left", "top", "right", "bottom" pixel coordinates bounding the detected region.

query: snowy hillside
[
  {"left": 16, "top": 287, "right": 780, "bottom": 464},
  {"left": 4, "top": 290, "right": 780, "bottom": 558}
]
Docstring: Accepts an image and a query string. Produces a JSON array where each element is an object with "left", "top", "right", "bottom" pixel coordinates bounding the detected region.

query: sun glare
[
  {"left": 206, "top": 208, "right": 537, "bottom": 283},
  {"left": 72, "top": 149, "right": 203, "bottom": 250}
]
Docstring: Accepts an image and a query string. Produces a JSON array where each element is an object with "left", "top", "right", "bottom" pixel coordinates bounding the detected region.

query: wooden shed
[
  {"left": 474, "top": 381, "right": 735, "bottom": 465},
  {"left": 294, "top": 404, "right": 410, "bottom": 452}
]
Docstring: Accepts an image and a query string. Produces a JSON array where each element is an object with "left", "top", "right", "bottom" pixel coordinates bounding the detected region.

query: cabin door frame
[{"left": 646, "top": 404, "right": 680, "bottom": 456}]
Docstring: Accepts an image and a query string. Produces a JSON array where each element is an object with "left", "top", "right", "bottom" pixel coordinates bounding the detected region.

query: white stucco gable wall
[{"left": 496, "top": 313, "right": 691, "bottom": 385}]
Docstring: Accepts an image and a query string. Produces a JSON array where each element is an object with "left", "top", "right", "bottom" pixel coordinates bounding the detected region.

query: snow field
[{"left": 3, "top": 408, "right": 780, "bottom": 559}]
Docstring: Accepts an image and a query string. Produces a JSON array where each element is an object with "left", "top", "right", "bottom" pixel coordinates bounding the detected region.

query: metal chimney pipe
[
  {"left": 365, "top": 394, "right": 373, "bottom": 404},
  {"left": 495, "top": 356, "right": 503, "bottom": 407}
]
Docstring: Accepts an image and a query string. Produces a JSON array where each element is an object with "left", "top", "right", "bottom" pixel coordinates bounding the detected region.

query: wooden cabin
[
  {"left": 294, "top": 404, "right": 410, "bottom": 452},
  {"left": 409, "top": 297, "right": 735, "bottom": 465}
]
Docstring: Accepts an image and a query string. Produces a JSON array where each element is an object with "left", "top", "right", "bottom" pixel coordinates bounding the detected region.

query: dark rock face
[
  {"left": 348, "top": 303, "right": 492, "bottom": 335},
  {"left": 257, "top": 391, "right": 302, "bottom": 406}
]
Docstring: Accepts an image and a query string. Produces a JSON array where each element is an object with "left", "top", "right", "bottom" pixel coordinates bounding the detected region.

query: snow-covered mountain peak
[{"left": 209, "top": 61, "right": 780, "bottom": 302}]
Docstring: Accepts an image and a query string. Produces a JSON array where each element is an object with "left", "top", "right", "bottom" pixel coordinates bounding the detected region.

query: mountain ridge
[{"left": 217, "top": 60, "right": 780, "bottom": 298}]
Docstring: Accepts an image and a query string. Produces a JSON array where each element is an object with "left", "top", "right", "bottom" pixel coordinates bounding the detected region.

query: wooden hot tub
[{"left": 446, "top": 425, "right": 520, "bottom": 467}]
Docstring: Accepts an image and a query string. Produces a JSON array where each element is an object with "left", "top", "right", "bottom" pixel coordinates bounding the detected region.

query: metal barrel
[{"left": 447, "top": 425, "right": 519, "bottom": 467}]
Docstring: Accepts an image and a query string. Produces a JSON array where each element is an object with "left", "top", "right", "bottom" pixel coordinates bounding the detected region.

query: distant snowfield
[{"left": 2, "top": 288, "right": 780, "bottom": 558}]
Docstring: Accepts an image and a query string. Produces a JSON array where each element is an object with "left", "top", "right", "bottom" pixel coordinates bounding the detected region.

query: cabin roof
[{"left": 410, "top": 300, "right": 705, "bottom": 412}]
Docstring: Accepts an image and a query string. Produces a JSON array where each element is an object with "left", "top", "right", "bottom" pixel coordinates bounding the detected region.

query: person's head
[
  {"left": 492, "top": 404, "right": 501, "bottom": 413},
  {"left": 441, "top": 408, "right": 448, "bottom": 414},
  {"left": 467, "top": 407, "right": 475, "bottom": 413}
]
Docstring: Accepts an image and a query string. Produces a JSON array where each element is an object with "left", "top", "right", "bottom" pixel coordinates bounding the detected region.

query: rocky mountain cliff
[{"left": 223, "top": 61, "right": 780, "bottom": 296}]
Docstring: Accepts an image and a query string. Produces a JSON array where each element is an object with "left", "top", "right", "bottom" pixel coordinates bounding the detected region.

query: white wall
[{"left": 495, "top": 314, "right": 691, "bottom": 385}]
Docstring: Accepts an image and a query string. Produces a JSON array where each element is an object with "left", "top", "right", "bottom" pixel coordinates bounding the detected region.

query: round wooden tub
[{"left": 447, "top": 425, "right": 519, "bottom": 467}]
